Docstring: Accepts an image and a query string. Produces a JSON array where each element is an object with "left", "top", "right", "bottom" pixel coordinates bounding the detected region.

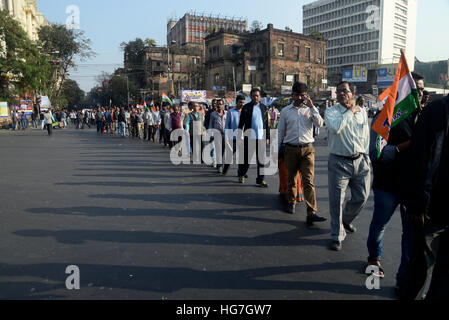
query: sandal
[{"left": 366, "top": 260, "right": 385, "bottom": 279}]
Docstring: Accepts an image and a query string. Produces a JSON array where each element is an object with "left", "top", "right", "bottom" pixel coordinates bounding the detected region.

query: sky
[{"left": 36, "top": 0, "right": 449, "bottom": 92}]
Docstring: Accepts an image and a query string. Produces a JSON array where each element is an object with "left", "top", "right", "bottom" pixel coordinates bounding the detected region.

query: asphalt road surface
[{"left": 0, "top": 126, "right": 403, "bottom": 300}]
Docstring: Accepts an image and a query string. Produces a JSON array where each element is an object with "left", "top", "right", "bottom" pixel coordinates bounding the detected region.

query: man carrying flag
[{"left": 366, "top": 50, "right": 422, "bottom": 290}]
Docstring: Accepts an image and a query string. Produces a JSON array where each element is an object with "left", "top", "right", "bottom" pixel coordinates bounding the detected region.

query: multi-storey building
[
  {"left": 205, "top": 24, "right": 327, "bottom": 95},
  {"left": 167, "top": 13, "right": 247, "bottom": 46},
  {"left": 125, "top": 46, "right": 203, "bottom": 97},
  {"left": 0, "top": 0, "right": 48, "bottom": 41},
  {"left": 303, "top": 0, "right": 417, "bottom": 83}
]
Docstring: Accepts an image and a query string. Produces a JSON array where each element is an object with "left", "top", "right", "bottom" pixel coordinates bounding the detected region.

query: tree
[
  {"left": 0, "top": 9, "right": 51, "bottom": 104},
  {"left": 120, "top": 38, "right": 146, "bottom": 65},
  {"left": 144, "top": 38, "right": 157, "bottom": 47},
  {"left": 38, "top": 24, "right": 95, "bottom": 107},
  {"left": 309, "top": 30, "right": 325, "bottom": 41},
  {"left": 60, "top": 79, "right": 85, "bottom": 110},
  {"left": 250, "top": 20, "right": 263, "bottom": 32}
]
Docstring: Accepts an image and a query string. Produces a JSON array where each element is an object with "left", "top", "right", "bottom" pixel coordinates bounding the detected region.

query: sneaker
[
  {"left": 256, "top": 181, "right": 269, "bottom": 188},
  {"left": 218, "top": 167, "right": 223, "bottom": 174},
  {"left": 239, "top": 176, "right": 245, "bottom": 184},
  {"left": 330, "top": 241, "right": 342, "bottom": 251},
  {"left": 212, "top": 162, "right": 217, "bottom": 168},
  {"left": 343, "top": 222, "right": 357, "bottom": 234}
]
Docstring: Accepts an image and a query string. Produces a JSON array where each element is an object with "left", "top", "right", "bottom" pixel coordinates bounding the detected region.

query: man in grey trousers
[{"left": 325, "top": 81, "right": 371, "bottom": 251}]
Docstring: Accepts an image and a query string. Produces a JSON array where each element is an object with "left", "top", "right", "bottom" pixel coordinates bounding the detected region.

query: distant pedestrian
[
  {"left": 238, "top": 88, "right": 270, "bottom": 188},
  {"left": 43, "top": 110, "right": 54, "bottom": 136}
]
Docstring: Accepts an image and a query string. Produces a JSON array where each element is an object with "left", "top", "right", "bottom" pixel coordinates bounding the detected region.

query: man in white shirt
[
  {"left": 278, "top": 82, "right": 327, "bottom": 226},
  {"left": 325, "top": 81, "right": 371, "bottom": 252}
]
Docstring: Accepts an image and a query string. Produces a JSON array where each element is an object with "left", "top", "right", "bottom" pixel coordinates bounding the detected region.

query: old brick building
[
  {"left": 125, "top": 45, "right": 204, "bottom": 97},
  {"left": 204, "top": 24, "right": 327, "bottom": 95}
]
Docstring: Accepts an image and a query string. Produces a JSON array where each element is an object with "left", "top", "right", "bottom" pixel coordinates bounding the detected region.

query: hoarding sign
[
  {"left": 20, "top": 99, "right": 33, "bottom": 115},
  {"left": 342, "top": 66, "right": 368, "bottom": 83},
  {"left": 0, "top": 102, "right": 8, "bottom": 118},
  {"left": 281, "top": 85, "right": 292, "bottom": 95},
  {"left": 40, "top": 96, "right": 51, "bottom": 111},
  {"left": 378, "top": 64, "right": 398, "bottom": 88},
  {"left": 242, "top": 84, "right": 252, "bottom": 94},
  {"left": 182, "top": 90, "right": 207, "bottom": 103}
]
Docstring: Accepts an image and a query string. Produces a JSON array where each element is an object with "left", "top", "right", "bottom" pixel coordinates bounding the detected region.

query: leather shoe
[
  {"left": 306, "top": 214, "right": 327, "bottom": 227},
  {"left": 343, "top": 222, "right": 357, "bottom": 233},
  {"left": 287, "top": 204, "right": 296, "bottom": 214},
  {"left": 330, "top": 241, "right": 342, "bottom": 251}
]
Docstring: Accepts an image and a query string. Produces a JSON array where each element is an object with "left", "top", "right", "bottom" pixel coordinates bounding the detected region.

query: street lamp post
[{"left": 167, "top": 40, "right": 176, "bottom": 96}]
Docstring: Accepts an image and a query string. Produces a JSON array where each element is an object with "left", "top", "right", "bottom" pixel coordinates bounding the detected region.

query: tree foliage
[
  {"left": 38, "top": 24, "right": 95, "bottom": 107},
  {"left": 60, "top": 79, "right": 85, "bottom": 109},
  {"left": 0, "top": 9, "right": 52, "bottom": 103}
]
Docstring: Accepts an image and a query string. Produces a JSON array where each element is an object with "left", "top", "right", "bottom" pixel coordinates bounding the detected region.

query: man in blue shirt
[
  {"left": 238, "top": 88, "right": 270, "bottom": 188},
  {"left": 222, "top": 95, "right": 245, "bottom": 176}
]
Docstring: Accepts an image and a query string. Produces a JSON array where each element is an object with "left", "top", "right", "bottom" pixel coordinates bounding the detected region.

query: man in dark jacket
[
  {"left": 399, "top": 94, "right": 449, "bottom": 300},
  {"left": 238, "top": 88, "right": 270, "bottom": 188}
]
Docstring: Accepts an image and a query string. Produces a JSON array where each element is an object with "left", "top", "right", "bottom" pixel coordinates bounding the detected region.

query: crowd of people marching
[
  {"left": 11, "top": 72, "right": 448, "bottom": 300},
  {"left": 72, "top": 76, "right": 447, "bottom": 300}
]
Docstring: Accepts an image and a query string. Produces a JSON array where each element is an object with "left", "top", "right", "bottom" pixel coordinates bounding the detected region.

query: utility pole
[
  {"left": 126, "top": 75, "right": 130, "bottom": 107},
  {"left": 232, "top": 67, "right": 237, "bottom": 96}
]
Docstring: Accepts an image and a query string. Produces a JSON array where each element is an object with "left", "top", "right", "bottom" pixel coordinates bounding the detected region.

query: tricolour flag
[
  {"left": 161, "top": 93, "right": 172, "bottom": 106},
  {"left": 372, "top": 50, "right": 420, "bottom": 158}
]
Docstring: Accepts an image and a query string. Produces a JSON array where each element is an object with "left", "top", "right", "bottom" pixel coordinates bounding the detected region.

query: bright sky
[{"left": 36, "top": 0, "right": 449, "bottom": 92}]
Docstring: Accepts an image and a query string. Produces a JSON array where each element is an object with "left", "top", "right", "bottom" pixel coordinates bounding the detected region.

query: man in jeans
[
  {"left": 366, "top": 73, "right": 426, "bottom": 284},
  {"left": 325, "top": 81, "right": 371, "bottom": 251},
  {"left": 278, "top": 82, "right": 326, "bottom": 227}
]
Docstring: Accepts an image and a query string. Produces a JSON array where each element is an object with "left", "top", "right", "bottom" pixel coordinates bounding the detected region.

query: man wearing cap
[{"left": 278, "top": 82, "right": 327, "bottom": 227}]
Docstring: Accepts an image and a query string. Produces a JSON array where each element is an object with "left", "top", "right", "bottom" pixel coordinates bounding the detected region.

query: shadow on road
[{"left": 0, "top": 261, "right": 389, "bottom": 299}]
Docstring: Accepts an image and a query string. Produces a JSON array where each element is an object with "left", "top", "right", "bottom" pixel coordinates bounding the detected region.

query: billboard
[
  {"left": 342, "top": 66, "right": 368, "bottom": 83},
  {"left": 182, "top": 90, "right": 207, "bottom": 103},
  {"left": 378, "top": 64, "right": 398, "bottom": 88},
  {"left": 0, "top": 102, "right": 8, "bottom": 118},
  {"left": 19, "top": 99, "right": 33, "bottom": 115},
  {"left": 40, "top": 96, "right": 51, "bottom": 111}
]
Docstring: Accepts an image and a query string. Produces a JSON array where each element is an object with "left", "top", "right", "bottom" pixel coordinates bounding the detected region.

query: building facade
[
  {"left": 125, "top": 46, "right": 203, "bottom": 97},
  {"left": 167, "top": 13, "right": 247, "bottom": 46},
  {"left": 204, "top": 24, "right": 327, "bottom": 95},
  {"left": 303, "top": 0, "right": 417, "bottom": 83},
  {"left": 0, "top": 0, "right": 48, "bottom": 41}
]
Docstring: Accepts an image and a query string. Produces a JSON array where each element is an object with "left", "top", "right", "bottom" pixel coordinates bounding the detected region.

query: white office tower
[{"left": 303, "top": 0, "right": 418, "bottom": 78}]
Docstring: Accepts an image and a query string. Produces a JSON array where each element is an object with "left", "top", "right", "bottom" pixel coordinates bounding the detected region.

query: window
[
  {"left": 294, "top": 46, "right": 300, "bottom": 60},
  {"left": 214, "top": 73, "right": 220, "bottom": 85},
  {"left": 306, "top": 47, "right": 311, "bottom": 62},
  {"left": 278, "top": 43, "right": 285, "bottom": 57},
  {"left": 279, "top": 73, "right": 284, "bottom": 83},
  {"left": 294, "top": 74, "right": 299, "bottom": 83},
  {"left": 176, "top": 62, "right": 181, "bottom": 73}
]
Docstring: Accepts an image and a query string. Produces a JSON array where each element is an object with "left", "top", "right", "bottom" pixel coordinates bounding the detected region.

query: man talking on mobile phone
[{"left": 278, "top": 82, "right": 327, "bottom": 227}]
